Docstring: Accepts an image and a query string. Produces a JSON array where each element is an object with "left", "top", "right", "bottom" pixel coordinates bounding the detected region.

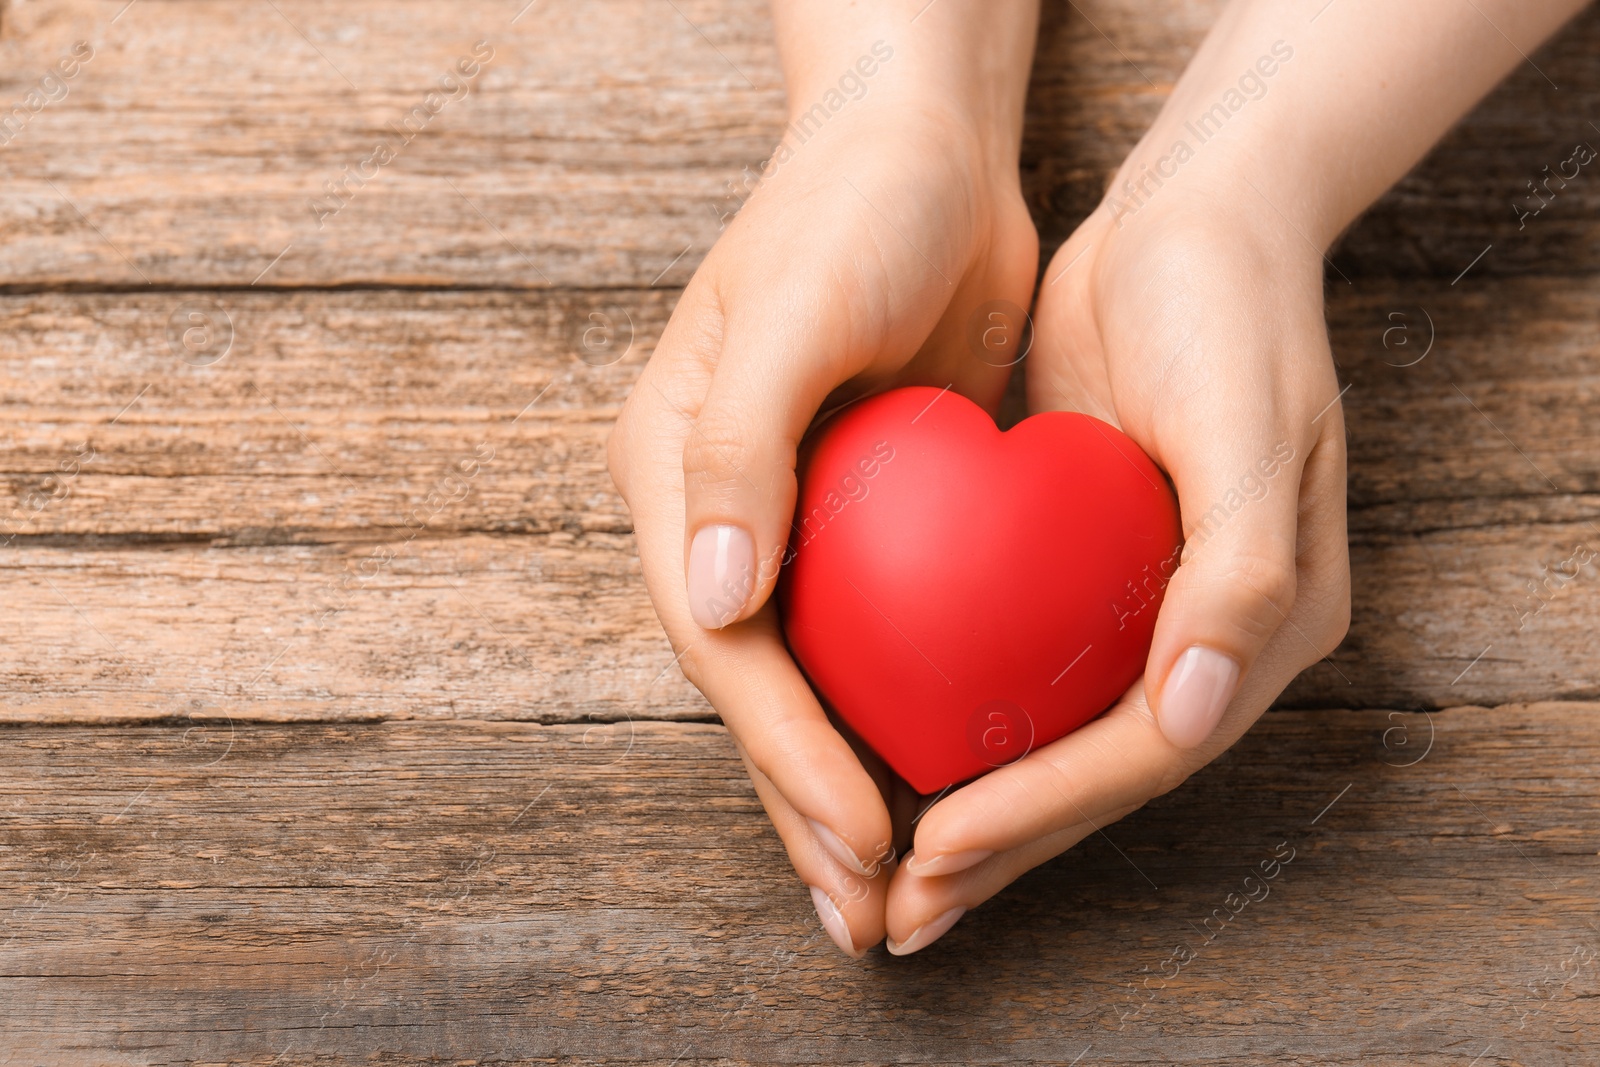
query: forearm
[
  {"left": 767, "top": 0, "right": 1040, "bottom": 177},
  {"left": 1108, "top": 0, "right": 1590, "bottom": 246}
]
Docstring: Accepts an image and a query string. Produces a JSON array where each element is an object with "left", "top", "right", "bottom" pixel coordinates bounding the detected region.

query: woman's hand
[
  {"left": 883, "top": 0, "right": 1589, "bottom": 955},
  {"left": 883, "top": 187, "right": 1351, "bottom": 954},
  {"left": 608, "top": 3, "right": 1040, "bottom": 956}
]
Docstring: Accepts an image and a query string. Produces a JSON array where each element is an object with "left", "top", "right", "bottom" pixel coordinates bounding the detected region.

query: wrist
[
  {"left": 1084, "top": 173, "right": 1328, "bottom": 329},
  {"left": 1103, "top": 0, "right": 1591, "bottom": 251},
  {"left": 773, "top": 3, "right": 1038, "bottom": 186},
  {"left": 1100, "top": 35, "right": 1351, "bottom": 250}
]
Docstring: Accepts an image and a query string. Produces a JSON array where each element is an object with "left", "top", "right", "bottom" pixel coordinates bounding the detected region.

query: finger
[
  {"left": 1289, "top": 408, "right": 1352, "bottom": 656},
  {"left": 886, "top": 634, "right": 1290, "bottom": 955},
  {"left": 679, "top": 270, "right": 869, "bottom": 630},
  {"left": 887, "top": 469, "right": 1348, "bottom": 958},
  {"left": 610, "top": 303, "right": 896, "bottom": 886},
  {"left": 885, "top": 803, "right": 1144, "bottom": 956},
  {"left": 734, "top": 737, "right": 891, "bottom": 957},
  {"left": 904, "top": 682, "right": 1184, "bottom": 872},
  {"left": 904, "top": 635, "right": 1298, "bottom": 871},
  {"left": 679, "top": 171, "right": 994, "bottom": 632},
  {"left": 689, "top": 605, "right": 898, "bottom": 873},
  {"left": 1138, "top": 330, "right": 1340, "bottom": 748},
  {"left": 898, "top": 430, "right": 1350, "bottom": 879}
]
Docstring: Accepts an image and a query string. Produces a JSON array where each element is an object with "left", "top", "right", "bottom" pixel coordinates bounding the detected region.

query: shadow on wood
[{"left": 2, "top": 707, "right": 1595, "bottom": 1064}]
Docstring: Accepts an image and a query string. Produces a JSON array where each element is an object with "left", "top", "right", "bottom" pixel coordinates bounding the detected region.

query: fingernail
[
  {"left": 807, "top": 818, "right": 874, "bottom": 876},
  {"left": 902, "top": 848, "right": 993, "bottom": 878},
  {"left": 1158, "top": 646, "right": 1241, "bottom": 749},
  {"left": 687, "top": 524, "right": 756, "bottom": 629},
  {"left": 887, "top": 906, "right": 966, "bottom": 957},
  {"left": 808, "top": 885, "right": 864, "bottom": 958}
]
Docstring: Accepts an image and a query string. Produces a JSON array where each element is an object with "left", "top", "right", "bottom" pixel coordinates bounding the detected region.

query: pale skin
[{"left": 608, "top": 0, "right": 1591, "bottom": 956}]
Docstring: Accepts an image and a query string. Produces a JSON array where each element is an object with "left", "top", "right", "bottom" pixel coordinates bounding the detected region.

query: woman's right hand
[{"left": 607, "top": 5, "right": 1040, "bottom": 956}]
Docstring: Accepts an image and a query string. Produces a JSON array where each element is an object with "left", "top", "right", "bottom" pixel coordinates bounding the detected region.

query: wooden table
[{"left": 3, "top": 2, "right": 1598, "bottom": 1063}]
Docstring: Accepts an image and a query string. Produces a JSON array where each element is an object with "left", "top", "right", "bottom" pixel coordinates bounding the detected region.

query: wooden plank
[
  {"left": 1331, "top": 279, "right": 1600, "bottom": 521},
  {"left": 2, "top": 275, "right": 1598, "bottom": 720},
  {"left": 2, "top": 708, "right": 1597, "bottom": 1064},
  {"left": 1, "top": 519, "right": 1590, "bottom": 724},
  {"left": 1, "top": 1, "right": 1597, "bottom": 287},
  {"left": 1297, "top": 278, "right": 1600, "bottom": 705},
  {"left": 0, "top": 290, "right": 669, "bottom": 540},
  {"left": 1281, "top": 519, "right": 1600, "bottom": 709},
  {"left": 0, "top": 533, "right": 704, "bottom": 725},
  {"left": 4, "top": 276, "right": 1599, "bottom": 543},
  {"left": 0, "top": 0, "right": 782, "bottom": 288}
]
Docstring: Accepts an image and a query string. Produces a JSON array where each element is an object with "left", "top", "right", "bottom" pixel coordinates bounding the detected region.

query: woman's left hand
[{"left": 882, "top": 184, "right": 1352, "bottom": 956}]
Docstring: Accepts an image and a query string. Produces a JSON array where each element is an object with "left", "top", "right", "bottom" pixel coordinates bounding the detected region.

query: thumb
[
  {"left": 681, "top": 277, "right": 870, "bottom": 630},
  {"left": 1146, "top": 427, "right": 1308, "bottom": 749}
]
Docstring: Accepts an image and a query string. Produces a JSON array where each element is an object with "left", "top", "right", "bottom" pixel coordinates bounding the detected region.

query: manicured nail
[
  {"left": 902, "top": 848, "right": 992, "bottom": 878},
  {"left": 1158, "top": 646, "right": 1241, "bottom": 749},
  {"left": 687, "top": 524, "right": 756, "bottom": 629},
  {"left": 887, "top": 907, "right": 966, "bottom": 957},
  {"left": 808, "top": 885, "right": 864, "bottom": 958},
  {"left": 807, "top": 818, "right": 874, "bottom": 876}
]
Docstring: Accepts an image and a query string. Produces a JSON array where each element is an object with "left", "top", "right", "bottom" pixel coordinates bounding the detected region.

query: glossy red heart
[{"left": 779, "top": 386, "right": 1183, "bottom": 793}]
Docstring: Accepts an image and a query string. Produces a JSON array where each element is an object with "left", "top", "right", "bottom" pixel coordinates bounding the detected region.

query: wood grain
[
  {"left": 0, "top": 0, "right": 782, "bottom": 288},
  {"left": 0, "top": 290, "right": 670, "bottom": 539},
  {"left": 3, "top": 278, "right": 1598, "bottom": 718},
  {"left": 4, "top": 0, "right": 1599, "bottom": 1061},
  {"left": 1, "top": 1, "right": 1597, "bottom": 287},
  {"left": 2, "top": 707, "right": 1598, "bottom": 1065},
  {"left": 0, "top": 520, "right": 1595, "bottom": 724},
  {"left": 6, "top": 518, "right": 1593, "bottom": 726},
  {"left": 6, "top": 277, "right": 1600, "bottom": 541},
  {"left": 0, "top": 533, "right": 705, "bottom": 725}
]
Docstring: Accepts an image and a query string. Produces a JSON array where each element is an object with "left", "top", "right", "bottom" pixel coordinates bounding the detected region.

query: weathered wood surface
[
  {"left": 0, "top": 290, "right": 660, "bottom": 539},
  {"left": 3, "top": 279, "right": 1598, "bottom": 540},
  {"left": 1, "top": 0, "right": 1597, "bottom": 287},
  {"left": 3, "top": 278, "right": 1597, "bottom": 719},
  {"left": 0, "top": 534, "right": 708, "bottom": 725},
  {"left": 1287, "top": 276, "right": 1600, "bottom": 708},
  {"left": 3, "top": 0, "right": 1599, "bottom": 1063},
  {"left": 3, "top": 708, "right": 1598, "bottom": 1066}
]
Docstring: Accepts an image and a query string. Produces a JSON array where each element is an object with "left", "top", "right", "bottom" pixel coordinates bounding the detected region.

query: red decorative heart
[{"left": 780, "top": 386, "right": 1183, "bottom": 793}]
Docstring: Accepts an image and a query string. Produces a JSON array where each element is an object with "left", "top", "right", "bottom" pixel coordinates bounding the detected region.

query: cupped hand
[
  {"left": 883, "top": 186, "right": 1352, "bottom": 954},
  {"left": 608, "top": 93, "right": 1038, "bottom": 955}
]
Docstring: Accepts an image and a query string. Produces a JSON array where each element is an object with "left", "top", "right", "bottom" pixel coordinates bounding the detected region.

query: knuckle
[
  {"left": 604, "top": 420, "right": 630, "bottom": 495},
  {"left": 1151, "top": 759, "right": 1198, "bottom": 799},
  {"left": 605, "top": 396, "right": 654, "bottom": 501},
  {"left": 1219, "top": 550, "right": 1298, "bottom": 623},
  {"left": 1318, "top": 603, "right": 1352, "bottom": 653},
  {"left": 681, "top": 417, "right": 755, "bottom": 493},
  {"left": 674, "top": 641, "right": 713, "bottom": 695},
  {"left": 1309, "top": 568, "right": 1353, "bottom": 652}
]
